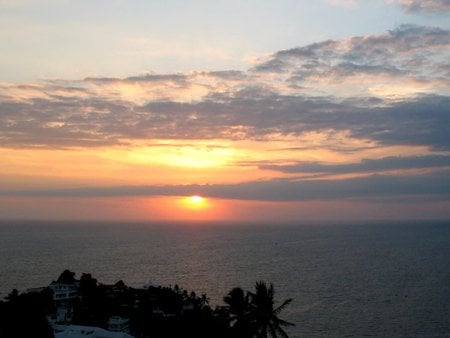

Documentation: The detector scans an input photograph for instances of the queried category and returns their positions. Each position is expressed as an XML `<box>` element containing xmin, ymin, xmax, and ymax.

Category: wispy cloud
<box><xmin>260</xmin><ymin>155</ymin><xmax>450</xmax><ymax>174</ymax></box>
<box><xmin>254</xmin><ymin>25</ymin><xmax>450</xmax><ymax>98</ymax></box>
<box><xmin>0</xmin><ymin>26</ymin><xmax>449</xmax><ymax>153</ymax></box>
<box><xmin>395</xmin><ymin>0</ymin><xmax>450</xmax><ymax>13</ymax></box>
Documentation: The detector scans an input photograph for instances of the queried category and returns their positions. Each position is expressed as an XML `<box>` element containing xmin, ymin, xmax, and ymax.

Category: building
<box><xmin>53</xmin><ymin>324</ymin><xmax>135</xmax><ymax>338</ymax></box>
<box><xmin>49</xmin><ymin>282</ymin><xmax>79</xmax><ymax>303</ymax></box>
<box><xmin>107</xmin><ymin>316</ymin><xmax>130</xmax><ymax>333</ymax></box>
<box><xmin>48</xmin><ymin>282</ymin><xmax>79</xmax><ymax>323</ymax></box>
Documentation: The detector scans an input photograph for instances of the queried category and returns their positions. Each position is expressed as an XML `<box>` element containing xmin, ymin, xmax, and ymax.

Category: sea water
<box><xmin>0</xmin><ymin>220</ymin><xmax>449</xmax><ymax>337</ymax></box>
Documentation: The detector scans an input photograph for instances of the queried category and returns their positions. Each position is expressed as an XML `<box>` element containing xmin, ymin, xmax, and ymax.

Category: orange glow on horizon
<box><xmin>180</xmin><ymin>195</ymin><xmax>208</xmax><ymax>210</ymax></box>
<box><xmin>168</xmin><ymin>195</ymin><xmax>226</xmax><ymax>221</ymax></box>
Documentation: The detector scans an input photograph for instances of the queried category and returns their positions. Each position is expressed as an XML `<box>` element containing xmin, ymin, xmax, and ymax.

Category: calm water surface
<box><xmin>0</xmin><ymin>220</ymin><xmax>449</xmax><ymax>337</ymax></box>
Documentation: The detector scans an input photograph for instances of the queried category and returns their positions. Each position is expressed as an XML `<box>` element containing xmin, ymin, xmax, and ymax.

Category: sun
<box><xmin>178</xmin><ymin>195</ymin><xmax>210</xmax><ymax>211</ymax></box>
<box><xmin>190</xmin><ymin>195</ymin><xmax>204</xmax><ymax>204</ymax></box>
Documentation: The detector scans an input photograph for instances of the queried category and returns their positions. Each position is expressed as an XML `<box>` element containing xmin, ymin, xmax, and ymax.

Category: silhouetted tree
<box><xmin>247</xmin><ymin>281</ymin><xmax>294</xmax><ymax>338</ymax></box>
<box><xmin>56</xmin><ymin>269</ymin><xmax>76</xmax><ymax>284</ymax></box>
<box><xmin>79</xmin><ymin>273</ymin><xmax>97</xmax><ymax>294</ymax></box>
<box><xmin>1</xmin><ymin>270</ymin><xmax>295</xmax><ymax>338</ymax></box>
<box><xmin>114</xmin><ymin>279</ymin><xmax>126</xmax><ymax>291</ymax></box>
<box><xmin>5</xmin><ymin>289</ymin><xmax>19</xmax><ymax>302</ymax></box>
<box><xmin>73</xmin><ymin>273</ymin><xmax>111</xmax><ymax>326</ymax></box>
<box><xmin>0</xmin><ymin>289</ymin><xmax>54</xmax><ymax>338</ymax></box>
<box><xmin>224</xmin><ymin>287</ymin><xmax>252</xmax><ymax>337</ymax></box>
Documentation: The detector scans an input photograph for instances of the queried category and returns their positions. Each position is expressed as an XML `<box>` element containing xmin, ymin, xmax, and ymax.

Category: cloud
<box><xmin>396</xmin><ymin>0</ymin><xmax>450</xmax><ymax>13</ymax></box>
<box><xmin>260</xmin><ymin>155</ymin><xmax>450</xmax><ymax>174</ymax></box>
<box><xmin>254</xmin><ymin>25</ymin><xmax>450</xmax><ymax>98</ymax></box>
<box><xmin>0</xmin><ymin>25</ymin><xmax>449</xmax><ymax>152</ymax></box>
<box><xmin>1</xmin><ymin>90</ymin><xmax>449</xmax><ymax>150</ymax></box>
<box><xmin>3</xmin><ymin>170</ymin><xmax>450</xmax><ymax>202</ymax></box>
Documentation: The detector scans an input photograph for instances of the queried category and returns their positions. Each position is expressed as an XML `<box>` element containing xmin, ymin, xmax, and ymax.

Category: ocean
<box><xmin>0</xmin><ymin>220</ymin><xmax>449</xmax><ymax>337</ymax></box>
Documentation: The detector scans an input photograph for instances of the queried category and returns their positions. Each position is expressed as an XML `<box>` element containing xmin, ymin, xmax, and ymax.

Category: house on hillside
<box><xmin>48</xmin><ymin>281</ymin><xmax>79</xmax><ymax>323</ymax></box>
<box><xmin>53</xmin><ymin>324</ymin><xmax>135</xmax><ymax>338</ymax></box>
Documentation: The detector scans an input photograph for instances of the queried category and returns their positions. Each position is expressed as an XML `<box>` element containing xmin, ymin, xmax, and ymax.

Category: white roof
<box><xmin>54</xmin><ymin>325</ymin><xmax>134</xmax><ymax>338</ymax></box>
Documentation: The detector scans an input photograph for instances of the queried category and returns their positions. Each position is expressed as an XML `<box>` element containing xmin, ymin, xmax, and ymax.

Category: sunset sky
<box><xmin>1</xmin><ymin>0</ymin><xmax>449</xmax><ymax>222</ymax></box>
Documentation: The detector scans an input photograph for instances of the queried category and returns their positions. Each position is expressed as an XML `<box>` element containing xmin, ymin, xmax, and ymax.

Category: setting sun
<box><xmin>190</xmin><ymin>195</ymin><xmax>204</xmax><ymax>204</ymax></box>
<box><xmin>177</xmin><ymin>195</ymin><xmax>211</xmax><ymax>213</ymax></box>
<box><xmin>171</xmin><ymin>195</ymin><xmax>222</xmax><ymax>220</ymax></box>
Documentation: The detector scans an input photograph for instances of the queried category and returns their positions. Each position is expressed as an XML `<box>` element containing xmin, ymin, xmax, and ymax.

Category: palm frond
<box><xmin>275</xmin><ymin>318</ymin><xmax>295</xmax><ymax>327</ymax></box>
<box><xmin>268</xmin><ymin>322</ymin><xmax>277</xmax><ymax>338</ymax></box>
<box><xmin>274</xmin><ymin>298</ymin><xmax>292</xmax><ymax>315</ymax></box>
<box><xmin>275</xmin><ymin>325</ymin><xmax>291</xmax><ymax>338</ymax></box>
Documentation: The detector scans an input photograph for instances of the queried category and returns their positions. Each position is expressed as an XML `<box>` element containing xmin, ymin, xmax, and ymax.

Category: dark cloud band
<box><xmin>3</xmin><ymin>170</ymin><xmax>450</xmax><ymax>201</ymax></box>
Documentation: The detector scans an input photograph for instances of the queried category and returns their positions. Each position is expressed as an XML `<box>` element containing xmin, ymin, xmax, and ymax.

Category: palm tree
<box><xmin>223</xmin><ymin>287</ymin><xmax>251</xmax><ymax>337</ymax></box>
<box><xmin>247</xmin><ymin>281</ymin><xmax>294</xmax><ymax>338</ymax></box>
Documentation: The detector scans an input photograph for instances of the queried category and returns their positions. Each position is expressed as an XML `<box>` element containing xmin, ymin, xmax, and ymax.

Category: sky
<box><xmin>0</xmin><ymin>0</ymin><xmax>449</xmax><ymax>222</ymax></box>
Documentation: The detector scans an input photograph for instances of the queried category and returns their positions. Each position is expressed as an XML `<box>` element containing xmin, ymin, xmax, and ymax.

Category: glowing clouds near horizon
<box><xmin>1</xmin><ymin>23</ymin><xmax>450</xmax><ymax>221</ymax></box>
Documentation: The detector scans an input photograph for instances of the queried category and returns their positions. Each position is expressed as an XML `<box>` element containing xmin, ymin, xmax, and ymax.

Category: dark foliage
<box><xmin>0</xmin><ymin>289</ymin><xmax>54</xmax><ymax>338</ymax></box>
<box><xmin>223</xmin><ymin>282</ymin><xmax>294</xmax><ymax>338</ymax></box>
<box><xmin>0</xmin><ymin>271</ymin><xmax>294</xmax><ymax>338</ymax></box>
<box><xmin>56</xmin><ymin>270</ymin><xmax>76</xmax><ymax>284</ymax></box>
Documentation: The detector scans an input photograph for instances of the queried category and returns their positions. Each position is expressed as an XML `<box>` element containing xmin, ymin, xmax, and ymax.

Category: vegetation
<box><xmin>0</xmin><ymin>270</ymin><xmax>294</xmax><ymax>338</ymax></box>
<box><xmin>224</xmin><ymin>282</ymin><xmax>294</xmax><ymax>338</ymax></box>
<box><xmin>0</xmin><ymin>288</ymin><xmax>55</xmax><ymax>338</ymax></box>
